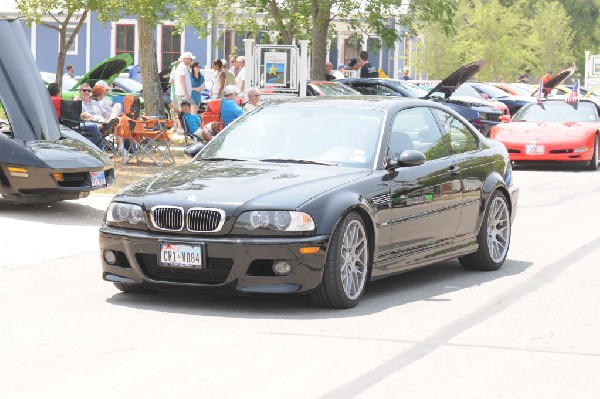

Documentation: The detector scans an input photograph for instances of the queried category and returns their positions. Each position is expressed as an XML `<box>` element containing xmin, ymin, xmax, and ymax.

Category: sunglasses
<box><xmin>79</xmin><ymin>89</ymin><xmax>92</xmax><ymax>93</ymax></box>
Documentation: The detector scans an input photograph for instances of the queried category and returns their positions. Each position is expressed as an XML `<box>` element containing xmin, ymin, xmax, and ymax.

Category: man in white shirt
<box><xmin>235</xmin><ymin>56</ymin><xmax>246</xmax><ymax>97</ymax></box>
<box><xmin>333</xmin><ymin>64</ymin><xmax>346</xmax><ymax>79</ymax></box>
<box><xmin>175</xmin><ymin>51</ymin><xmax>195</xmax><ymax>104</ymax></box>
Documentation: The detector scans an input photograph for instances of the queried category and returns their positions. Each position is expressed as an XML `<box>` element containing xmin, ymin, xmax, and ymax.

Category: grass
<box><xmin>96</xmin><ymin>136</ymin><xmax>191</xmax><ymax>194</ymax></box>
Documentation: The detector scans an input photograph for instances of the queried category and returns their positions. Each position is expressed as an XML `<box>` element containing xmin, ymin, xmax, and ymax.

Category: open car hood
<box><xmin>525</xmin><ymin>67</ymin><xmax>576</xmax><ymax>96</ymax></box>
<box><xmin>424</xmin><ymin>59</ymin><xmax>486</xmax><ymax>99</ymax></box>
<box><xmin>72</xmin><ymin>53</ymin><xmax>133</xmax><ymax>90</ymax></box>
<box><xmin>0</xmin><ymin>19</ymin><xmax>61</xmax><ymax>141</ymax></box>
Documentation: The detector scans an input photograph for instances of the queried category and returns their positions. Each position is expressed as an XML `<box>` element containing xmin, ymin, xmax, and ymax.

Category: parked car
<box><xmin>99</xmin><ymin>96</ymin><xmax>519</xmax><ymax>309</ymax></box>
<box><xmin>1</xmin><ymin>19</ymin><xmax>114</xmax><ymax>204</ymax></box>
<box><xmin>338</xmin><ymin>60</ymin><xmax>504</xmax><ymax>136</ymax></box>
<box><xmin>61</xmin><ymin>53</ymin><xmax>133</xmax><ymax>100</ymax></box>
<box><xmin>490</xmin><ymin>99</ymin><xmax>599</xmax><ymax>170</ymax></box>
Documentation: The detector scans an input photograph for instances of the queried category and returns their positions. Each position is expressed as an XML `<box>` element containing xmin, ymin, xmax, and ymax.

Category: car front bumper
<box><xmin>99</xmin><ymin>226</ymin><xmax>331</xmax><ymax>294</ymax></box>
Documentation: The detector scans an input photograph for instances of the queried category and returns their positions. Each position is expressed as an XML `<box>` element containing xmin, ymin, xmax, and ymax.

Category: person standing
<box><xmin>358</xmin><ymin>51</ymin><xmax>378</xmax><ymax>78</ymax></box>
<box><xmin>541</xmin><ymin>69</ymin><xmax>553</xmax><ymax>97</ymax></box>
<box><xmin>64</xmin><ymin>65</ymin><xmax>75</xmax><ymax>79</ymax></box>
<box><xmin>235</xmin><ymin>56</ymin><xmax>246</xmax><ymax>96</ymax></box>
<box><xmin>190</xmin><ymin>62</ymin><xmax>205</xmax><ymax>115</ymax></box>
<box><xmin>211</xmin><ymin>59</ymin><xmax>224</xmax><ymax>99</ymax></box>
<box><xmin>175</xmin><ymin>51</ymin><xmax>195</xmax><ymax>104</ymax></box>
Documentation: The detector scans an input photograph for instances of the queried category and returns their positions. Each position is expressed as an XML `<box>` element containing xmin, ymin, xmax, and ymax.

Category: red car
<box><xmin>490</xmin><ymin>99</ymin><xmax>599</xmax><ymax>170</ymax></box>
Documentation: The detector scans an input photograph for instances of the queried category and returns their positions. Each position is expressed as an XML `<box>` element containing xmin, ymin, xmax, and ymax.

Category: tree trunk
<box><xmin>137</xmin><ymin>15</ymin><xmax>164</xmax><ymax>117</ymax></box>
<box><xmin>310</xmin><ymin>1</ymin><xmax>331</xmax><ymax>80</ymax></box>
<box><xmin>54</xmin><ymin>10</ymin><xmax>87</xmax><ymax>91</ymax></box>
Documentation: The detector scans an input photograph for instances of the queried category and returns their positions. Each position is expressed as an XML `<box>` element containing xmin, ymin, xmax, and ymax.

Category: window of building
<box><xmin>64</xmin><ymin>26</ymin><xmax>79</xmax><ymax>55</ymax></box>
<box><xmin>116</xmin><ymin>24</ymin><xmax>135</xmax><ymax>58</ymax></box>
<box><xmin>161</xmin><ymin>25</ymin><xmax>181</xmax><ymax>70</ymax></box>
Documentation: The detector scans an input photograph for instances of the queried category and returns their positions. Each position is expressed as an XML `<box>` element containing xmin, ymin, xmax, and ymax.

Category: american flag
<box><xmin>565</xmin><ymin>79</ymin><xmax>580</xmax><ymax>105</ymax></box>
<box><xmin>536</xmin><ymin>78</ymin><xmax>543</xmax><ymax>104</ymax></box>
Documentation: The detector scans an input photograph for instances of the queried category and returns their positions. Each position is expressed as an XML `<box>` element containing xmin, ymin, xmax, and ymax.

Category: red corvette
<box><xmin>490</xmin><ymin>99</ymin><xmax>599</xmax><ymax>170</ymax></box>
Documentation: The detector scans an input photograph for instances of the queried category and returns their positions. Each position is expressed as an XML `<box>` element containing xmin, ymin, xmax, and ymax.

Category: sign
<box><xmin>263</xmin><ymin>52</ymin><xmax>287</xmax><ymax>87</ymax></box>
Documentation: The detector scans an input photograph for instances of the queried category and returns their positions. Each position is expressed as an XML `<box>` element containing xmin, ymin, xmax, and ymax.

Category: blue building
<box><xmin>0</xmin><ymin>1</ymin><xmax>412</xmax><ymax>79</ymax></box>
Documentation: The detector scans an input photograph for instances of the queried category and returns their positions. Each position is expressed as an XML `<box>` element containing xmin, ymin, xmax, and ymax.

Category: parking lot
<box><xmin>1</xmin><ymin>167</ymin><xmax>600</xmax><ymax>398</ymax></box>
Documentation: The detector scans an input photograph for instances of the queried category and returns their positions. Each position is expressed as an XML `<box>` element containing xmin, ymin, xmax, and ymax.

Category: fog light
<box><xmin>272</xmin><ymin>261</ymin><xmax>292</xmax><ymax>276</ymax></box>
<box><xmin>104</xmin><ymin>250</ymin><xmax>118</xmax><ymax>265</ymax></box>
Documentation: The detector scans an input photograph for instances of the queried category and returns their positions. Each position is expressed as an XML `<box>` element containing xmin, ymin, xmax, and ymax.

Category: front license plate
<box><xmin>90</xmin><ymin>171</ymin><xmax>106</xmax><ymax>187</ymax></box>
<box><xmin>525</xmin><ymin>144</ymin><xmax>545</xmax><ymax>155</ymax></box>
<box><xmin>159</xmin><ymin>243</ymin><xmax>203</xmax><ymax>268</ymax></box>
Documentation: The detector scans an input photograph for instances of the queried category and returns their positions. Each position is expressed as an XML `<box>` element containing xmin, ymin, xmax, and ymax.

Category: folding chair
<box><xmin>117</xmin><ymin>95</ymin><xmax>175</xmax><ymax>166</ymax></box>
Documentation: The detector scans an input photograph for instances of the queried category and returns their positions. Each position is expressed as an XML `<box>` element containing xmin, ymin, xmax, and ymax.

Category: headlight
<box><xmin>106</xmin><ymin>202</ymin><xmax>147</xmax><ymax>229</ymax></box>
<box><xmin>235</xmin><ymin>211</ymin><xmax>315</xmax><ymax>232</ymax></box>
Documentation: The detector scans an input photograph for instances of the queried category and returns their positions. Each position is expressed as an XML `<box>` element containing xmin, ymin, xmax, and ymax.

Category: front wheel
<box><xmin>586</xmin><ymin>135</ymin><xmax>598</xmax><ymax>171</ymax></box>
<box><xmin>459</xmin><ymin>191</ymin><xmax>511</xmax><ymax>271</ymax></box>
<box><xmin>113</xmin><ymin>282</ymin><xmax>153</xmax><ymax>293</ymax></box>
<box><xmin>311</xmin><ymin>212</ymin><xmax>370</xmax><ymax>309</ymax></box>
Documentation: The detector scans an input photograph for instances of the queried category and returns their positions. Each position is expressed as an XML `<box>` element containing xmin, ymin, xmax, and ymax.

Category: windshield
<box><xmin>199</xmin><ymin>104</ymin><xmax>383</xmax><ymax>168</ymax></box>
<box><xmin>387</xmin><ymin>79</ymin><xmax>428</xmax><ymax>97</ymax></box>
<box><xmin>472</xmin><ymin>83</ymin><xmax>510</xmax><ymax>98</ymax></box>
<box><xmin>452</xmin><ymin>84</ymin><xmax>484</xmax><ymax>99</ymax></box>
<box><xmin>309</xmin><ymin>82</ymin><xmax>360</xmax><ymax>96</ymax></box>
<box><xmin>513</xmin><ymin>101</ymin><xmax>599</xmax><ymax>122</ymax></box>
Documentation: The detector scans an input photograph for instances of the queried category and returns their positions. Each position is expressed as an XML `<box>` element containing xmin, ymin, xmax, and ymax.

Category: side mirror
<box><xmin>500</xmin><ymin>115</ymin><xmax>511</xmax><ymax>123</ymax></box>
<box><xmin>388</xmin><ymin>150</ymin><xmax>426</xmax><ymax>168</ymax></box>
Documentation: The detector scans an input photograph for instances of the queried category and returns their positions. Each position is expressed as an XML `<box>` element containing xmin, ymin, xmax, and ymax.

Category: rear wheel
<box><xmin>311</xmin><ymin>212</ymin><xmax>369</xmax><ymax>309</ymax></box>
<box><xmin>586</xmin><ymin>135</ymin><xmax>598</xmax><ymax>171</ymax></box>
<box><xmin>459</xmin><ymin>191</ymin><xmax>511</xmax><ymax>271</ymax></box>
<box><xmin>113</xmin><ymin>282</ymin><xmax>153</xmax><ymax>293</ymax></box>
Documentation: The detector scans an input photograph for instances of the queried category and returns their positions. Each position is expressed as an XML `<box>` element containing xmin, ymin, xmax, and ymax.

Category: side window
<box><xmin>389</xmin><ymin>107</ymin><xmax>448</xmax><ymax>161</ymax></box>
<box><xmin>433</xmin><ymin>109</ymin><xmax>478</xmax><ymax>154</ymax></box>
<box><xmin>375</xmin><ymin>84</ymin><xmax>397</xmax><ymax>96</ymax></box>
<box><xmin>354</xmin><ymin>84</ymin><xmax>378</xmax><ymax>96</ymax></box>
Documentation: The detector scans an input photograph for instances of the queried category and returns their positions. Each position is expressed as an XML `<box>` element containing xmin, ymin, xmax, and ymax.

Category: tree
<box><xmin>178</xmin><ymin>0</ymin><xmax>458</xmax><ymax>80</ymax></box>
<box><xmin>16</xmin><ymin>0</ymin><xmax>106</xmax><ymax>90</ymax></box>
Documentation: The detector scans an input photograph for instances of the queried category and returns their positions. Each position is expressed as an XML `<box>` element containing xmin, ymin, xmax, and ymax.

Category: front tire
<box><xmin>460</xmin><ymin>191</ymin><xmax>511</xmax><ymax>271</ymax></box>
<box><xmin>586</xmin><ymin>135</ymin><xmax>598</xmax><ymax>171</ymax></box>
<box><xmin>311</xmin><ymin>212</ymin><xmax>370</xmax><ymax>309</ymax></box>
<box><xmin>113</xmin><ymin>282</ymin><xmax>153</xmax><ymax>293</ymax></box>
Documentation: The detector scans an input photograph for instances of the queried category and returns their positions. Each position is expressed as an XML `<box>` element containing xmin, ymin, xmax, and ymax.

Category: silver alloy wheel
<box><xmin>487</xmin><ymin>196</ymin><xmax>510</xmax><ymax>263</ymax></box>
<box><xmin>340</xmin><ymin>219</ymin><xmax>368</xmax><ymax>300</ymax></box>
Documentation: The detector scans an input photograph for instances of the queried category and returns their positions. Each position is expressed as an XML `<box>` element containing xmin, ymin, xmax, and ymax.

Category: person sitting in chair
<box><xmin>179</xmin><ymin>100</ymin><xmax>213</xmax><ymax>143</ymax></box>
<box><xmin>221</xmin><ymin>85</ymin><xmax>244</xmax><ymax>127</ymax></box>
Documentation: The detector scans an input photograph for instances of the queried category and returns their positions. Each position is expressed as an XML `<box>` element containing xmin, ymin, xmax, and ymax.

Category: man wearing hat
<box><xmin>333</xmin><ymin>64</ymin><xmax>346</xmax><ymax>79</ymax></box>
<box><xmin>221</xmin><ymin>85</ymin><xmax>244</xmax><ymax>127</ymax></box>
<box><xmin>175</xmin><ymin>51</ymin><xmax>196</xmax><ymax>104</ymax></box>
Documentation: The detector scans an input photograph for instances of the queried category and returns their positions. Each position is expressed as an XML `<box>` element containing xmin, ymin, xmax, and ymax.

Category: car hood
<box><xmin>27</xmin><ymin>139</ymin><xmax>113</xmax><ymax>168</ymax></box>
<box><xmin>72</xmin><ymin>53</ymin><xmax>134</xmax><ymax>90</ymax></box>
<box><xmin>493</xmin><ymin>121</ymin><xmax>598</xmax><ymax>141</ymax></box>
<box><xmin>0</xmin><ymin>19</ymin><xmax>62</xmax><ymax>142</ymax></box>
<box><xmin>424</xmin><ymin>59</ymin><xmax>486</xmax><ymax>99</ymax></box>
<box><xmin>115</xmin><ymin>160</ymin><xmax>373</xmax><ymax>211</ymax></box>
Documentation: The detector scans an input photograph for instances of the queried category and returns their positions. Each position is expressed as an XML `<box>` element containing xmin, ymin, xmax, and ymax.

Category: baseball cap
<box><xmin>222</xmin><ymin>85</ymin><xmax>237</xmax><ymax>96</ymax></box>
<box><xmin>92</xmin><ymin>85</ymin><xmax>106</xmax><ymax>96</ymax></box>
<box><xmin>348</xmin><ymin>58</ymin><xmax>358</xmax><ymax>68</ymax></box>
<box><xmin>96</xmin><ymin>80</ymin><xmax>111</xmax><ymax>90</ymax></box>
<box><xmin>179</xmin><ymin>51</ymin><xmax>196</xmax><ymax>60</ymax></box>
<box><xmin>337</xmin><ymin>64</ymin><xmax>346</xmax><ymax>69</ymax></box>
<box><xmin>236</xmin><ymin>56</ymin><xmax>246</xmax><ymax>62</ymax></box>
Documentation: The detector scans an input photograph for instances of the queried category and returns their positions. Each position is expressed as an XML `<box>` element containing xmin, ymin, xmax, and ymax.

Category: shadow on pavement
<box><xmin>105</xmin><ymin>257</ymin><xmax>533</xmax><ymax>318</ymax></box>
<box><xmin>0</xmin><ymin>196</ymin><xmax>108</xmax><ymax>227</ymax></box>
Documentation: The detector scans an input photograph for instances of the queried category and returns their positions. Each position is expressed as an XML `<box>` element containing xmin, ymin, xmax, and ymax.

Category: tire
<box><xmin>586</xmin><ymin>135</ymin><xmax>598</xmax><ymax>171</ymax></box>
<box><xmin>459</xmin><ymin>191</ymin><xmax>511</xmax><ymax>271</ymax></box>
<box><xmin>311</xmin><ymin>212</ymin><xmax>370</xmax><ymax>309</ymax></box>
<box><xmin>113</xmin><ymin>282</ymin><xmax>152</xmax><ymax>293</ymax></box>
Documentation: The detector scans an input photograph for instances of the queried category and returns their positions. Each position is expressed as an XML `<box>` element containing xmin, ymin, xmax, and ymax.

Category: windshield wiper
<box><xmin>260</xmin><ymin>158</ymin><xmax>338</xmax><ymax>166</ymax></box>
